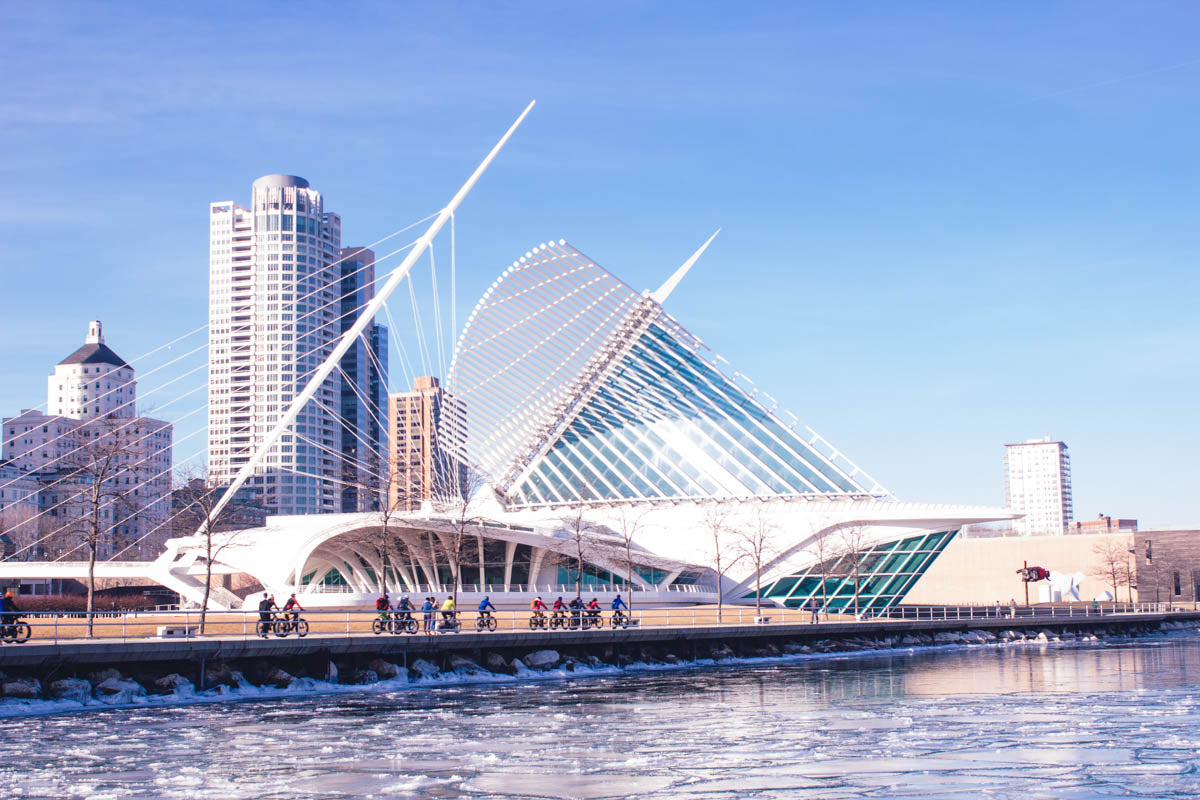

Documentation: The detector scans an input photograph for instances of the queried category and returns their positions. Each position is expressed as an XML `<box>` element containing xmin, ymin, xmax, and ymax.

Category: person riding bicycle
<box><xmin>586</xmin><ymin>597</ymin><xmax>602</xmax><ymax>622</ymax></box>
<box><xmin>2</xmin><ymin>590</ymin><xmax>19</xmax><ymax>629</ymax></box>
<box><xmin>440</xmin><ymin>595</ymin><xmax>457</xmax><ymax>626</ymax></box>
<box><xmin>611</xmin><ymin>594</ymin><xmax>627</xmax><ymax>611</ymax></box>
<box><xmin>569</xmin><ymin>596</ymin><xmax>585</xmax><ymax>624</ymax></box>
<box><xmin>257</xmin><ymin>593</ymin><xmax>278</xmax><ymax>637</ymax></box>
<box><xmin>375</xmin><ymin>593</ymin><xmax>391</xmax><ymax>621</ymax></box>
<box><xmin>551</xmin><ymin>596</ymin><xmax>568</xmax><ymax>623</ymax></box>
<box><xmin>394</xmin><ymin>595</ymin><xmax>414</xmax><ymax>622</ymax></box>
<box><xmin>282</xmin><ymin>593</ymin><xmax>304</xmax><ymax>622</ymax></box>
<box><xmin>478</xmin><ymin>596</ymin><xmax>496</xmax><ymax>618</ymax></box>
<box><xmin>530</xmin><ymin>596</ymin><xmax>548</xmax><ymax>619</ymax></box>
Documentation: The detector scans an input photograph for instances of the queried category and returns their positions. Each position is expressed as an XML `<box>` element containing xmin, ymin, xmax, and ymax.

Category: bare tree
<box><xmin>431</xmin><ymin>467</ymin><xmax>489</xmax><ymax>606</ymax></box>
<box><xmin>734</xmin><ymin>506</ymin><xmax>778</xmax><ymax>618</ymax></box>
<box><xmin>805</xmin><ymin>522</ymin><xmax>838</xmax><ymax>620</ymax></box>
<box><xmin>836</xmin><ymin>525</ymin><xmax>870</xmax><ymax>619</ymax></box>
<box><xmin>0</xmin><ymin>504</ymin><xmax>45</xmax><ymax>560</ymax></box>
<box><xmin>172</xmin><ymin>468</ymin><xmax>264</xmax><ymax>633</ymax></box>
<box><xmin>1089</xmin><ymin>536</ymin><xmax>1134</xmax><ymax>601</ymax></box>
<box><xmin>613</xmin><ymin>506</ymin><xmax>654</xmax><ymax>612</ymax></box>
<box><xmin>560</xmin><ymin>508</ymin><xmax>602</xmax><ymax>602</ymax></box>
<box><xmin>63</xmin><ymin>415</ymin><xmax>146</xmax><ymax>636</ymax></box>
<box><xmin>344</xmin><ymin>453</ymin><xmax>414</xmax><ymax>597</ymax></box>
<box><xmin>702</xmin><ymin>505</ymin><xmax>744</xmax><ymax>623</ymax></box>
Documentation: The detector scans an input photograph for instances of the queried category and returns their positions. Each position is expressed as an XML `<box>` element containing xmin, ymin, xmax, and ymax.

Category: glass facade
<box><xmin>508</xmin><ymin>321</ymin><xmax>876</xmax><ymax>506</ymax></box>
<box><xmin>751</xmin><ymin>530</ymin><xmax>958</xmax><ymax>615</ymax></box>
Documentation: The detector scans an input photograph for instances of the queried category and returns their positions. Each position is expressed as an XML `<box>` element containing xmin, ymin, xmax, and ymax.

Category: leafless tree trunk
<box><xmin>806</xmin><ymin>523</ymin><xmax>836</xmax><ymax>620</ymax></box>
<box><xmin>432</xmin><ymin>467</ymin><xmax>488</xmax><ymax>607</ymax></box>
<box><xmin>63</xmin><ymin>415</ymin><xmax>145</xmax><ymax>637</ymax></box>
<box><xmin>614</xmin><ymin>506</ymin><xmax>654</xmax><ymax>612</ymax></box>
<box><xmin>836</xmin><ymin>525</ymin><xmax>869</xmax><ymax>619</ymax></box>
<box><xmin>1089</xmin><ymin>536</ymin><xmax>1134</xmax><ymax>600</ymax></box>
<box><xmin>734</xmin><ymin>507</ymin><xmax>778</xmax><ymax>617</ymax></box>
<box><xmin>561</xmin><ymin>509</ymin><xmax>600</xmax><ymax>602</ymax></box>
<box><xmin>173</xmin><ymin>467</ymin><xmax>262</xmax><ymax>633</ymax></box>
<box><xmin>703</xmin><ymin>506</ymin><xmax>744</xmax><ymax>623</ymax></box>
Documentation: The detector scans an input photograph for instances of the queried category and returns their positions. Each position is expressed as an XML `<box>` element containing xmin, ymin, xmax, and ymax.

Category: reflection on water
<box><xmin>4</xmin><ymin>633</ymin><xmax>1200</xmax><ymax>798</ymax></box>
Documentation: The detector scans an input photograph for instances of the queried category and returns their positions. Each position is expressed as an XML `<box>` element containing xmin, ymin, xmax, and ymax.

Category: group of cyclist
<box><xmin>530</xmin><ymin>593</ymin><xmax>628</xmax><ymax>628</ymax></box>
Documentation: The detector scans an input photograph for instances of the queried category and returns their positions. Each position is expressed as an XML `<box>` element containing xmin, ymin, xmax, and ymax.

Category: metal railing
<box><xmin>299</xmin><ymin>583</ymin><xmax>718</xmax><ymax>596</ymax></box>
<box><xmin>0</xmin><ymin>601</ymin><xmax>1192</xmax><ymax>646</ymax></box>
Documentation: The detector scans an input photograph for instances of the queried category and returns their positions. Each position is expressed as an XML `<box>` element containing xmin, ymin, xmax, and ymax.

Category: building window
<box><xmin>1174</xmin><ymin>571</ymin><xmax>1182</xmax><ymax>597</ymax></box>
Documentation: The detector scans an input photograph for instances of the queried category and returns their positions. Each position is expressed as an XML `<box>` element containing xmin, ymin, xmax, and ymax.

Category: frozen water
<box><xmin>2</xmin><ymin>632</ymin><xmax>1200</xmax><ymax>797</ymax></box>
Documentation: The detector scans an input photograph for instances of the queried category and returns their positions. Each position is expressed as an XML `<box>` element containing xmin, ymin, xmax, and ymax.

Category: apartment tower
<box><xmin>208</xmin><ymin>175</ymin><xmax>385</xmax><ymax>515</ymax></box>
<box><xmin>387</xmin><ymin>376</ymin><xmax>466</xmax><ymax>511</ymax></box>
<box><xmin>1003</xmin><ymin>436</ymin><xmax>1073</xmax><ymax>536</ymax></box>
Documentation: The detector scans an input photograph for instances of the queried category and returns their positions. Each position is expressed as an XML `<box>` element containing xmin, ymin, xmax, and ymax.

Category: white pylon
<box><xmin>203</xmin><ymin>100</ymin><xmax>537</xmax><ymax>530</ymax></box>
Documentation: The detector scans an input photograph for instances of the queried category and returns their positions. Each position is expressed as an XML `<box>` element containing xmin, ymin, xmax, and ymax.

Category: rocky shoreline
<box><xmin>1</xmin><ymin>619</ymin><xmax>1193</xmax><ymax>710</ymax></box>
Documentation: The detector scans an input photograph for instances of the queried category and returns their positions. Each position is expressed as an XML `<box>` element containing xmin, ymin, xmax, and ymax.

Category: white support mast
<box><xmin>203</xmin><ymin>100</ymin><xmax>536</xmax><ymax>529</ymax></box>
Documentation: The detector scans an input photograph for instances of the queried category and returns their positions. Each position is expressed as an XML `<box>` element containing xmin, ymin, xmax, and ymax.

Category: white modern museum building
<box><xmin>0</xmin><ymin>239</ymin><xmax>1013</xmax><ymax>612</ymax></box>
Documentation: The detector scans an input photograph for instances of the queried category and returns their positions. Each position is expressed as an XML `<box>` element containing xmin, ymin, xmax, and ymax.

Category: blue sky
<box><xmin>1</xmin><ymin>2</ymin><xmax>1197</xmax><ymax>526</ymax></box>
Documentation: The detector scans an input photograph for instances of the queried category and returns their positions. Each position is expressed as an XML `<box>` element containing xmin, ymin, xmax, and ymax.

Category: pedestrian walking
<box><xmin>421</xmin><ymin>596</ymin><xmax>434</xmax><ymax>632</ymax></box>
<box><xmin>1009</xmin><ymin>598</ymin><xmax>1017</xmax><ymax>618</ymax></box>
<box><xmin>808</xmin><ymin>597</ymin><xmax>819</xmax><ymax>624</ymax></box>
<box><xmin>994</xmin><ymin>600</ymin><xmax>1001</xmax><ymax>617</ymax></box>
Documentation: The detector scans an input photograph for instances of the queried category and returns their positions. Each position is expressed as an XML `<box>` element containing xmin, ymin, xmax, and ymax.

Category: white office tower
<box><xmin>47</xmin><ymin>321</ymin><xmax>136</xmax><ymax>420</ymax></box>
<box><xmin>1004</xmin><ymin>436</ymin><xmax>1073</xmax><ymax>536</ymax></box>
<box><xmin>2</xmin><ymin>321</ymin><xmax>173</xmax><ymax>559</ymax></box>
<box><xmin>209</xmin><ymin>174</ymin><xmax>382</xmax><ymax>515</ymax></box>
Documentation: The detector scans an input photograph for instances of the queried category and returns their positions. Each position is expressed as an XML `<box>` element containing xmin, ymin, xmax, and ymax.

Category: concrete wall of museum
<box><xmin>903</xmin><ymin>533</ymin><xmax>1134</xmax><ymax>605</ymax></box>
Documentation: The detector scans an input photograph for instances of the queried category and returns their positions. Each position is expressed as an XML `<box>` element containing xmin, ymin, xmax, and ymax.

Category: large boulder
<box><xmin>262</xmin><ymin>668</ymin><xmax>295</xmax><ymax>689</ymax></box>
<box><xmin>93</xmin><ymin>677</ymin><xmax>145</xmax><ymax>705</ymax></box>
<box><xmin>486</xmin><ymin>652</ymin><xmax>515</xmax><ymax>674</ymax></box>
<box><xmin>87</xmin><ymin>668</ymin><xmax>122</xmax><ymax>685</ymax></box>
<box><xmin>782</xmin><ymin>642</ymin><xmax>812</xmax><ymax>655</ymax></box>
<box><xmin>410</xmin><ymin>658</ymin><xmax>440</xmax><ymax>679</ymax></box>
<box><xmin>366</xmin><ymin>659</ymin><xmax>401</xmax><ymax>680</ymax></box>
<box><xmin>523</xmin><ymin>650</ymin><xmax>561</xmax><ymax>670</ymax></box>
<box><xmin>449</xmin><ymin>655</ymin><xmax>484</xmax><ymax>675</ymax></box>
<box><xmin>934</xmin><ymin>631</ymin><xmax>962</xmax><ymax>644</ymax></box>
<box><xmin>346</xmin><ymin>669</ymin><xmax>378</xmax><ymax>685</ymax></box>
<box><xmin>203</xmin><ymin>662</ymin><xmax>235</xmax><ymax>689</ymax></box>
<box><xmin>48</xmin><ymin>678</ymin><xmax>91</xmax><ymax>704</ymax></box>
<box><xmin>152</xmin><ymin>674</ymin><xmax>195</xmax><ymax>696</ymax></box>
<box><xmin>2</xmin><ymin>678</ymin><xmax>41</xmax><ymax>699</ymax></box>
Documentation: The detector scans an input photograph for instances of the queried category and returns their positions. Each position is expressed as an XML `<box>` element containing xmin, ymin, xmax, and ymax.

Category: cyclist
<box><xmin>478</xmin><ymin>595</ymin><xmax>496</xmax><ymax>616</ymax></box>
<box><xmin>394</xmin><ymin>595</ymin><xmax>414</xmax><ymax>622</ymax></box>
<box><xmin>551</xmin><ymin>596</ymin><xmax>568</xmax><ymax>625</ymax></box>
<box><xmin>569</xmin><ymin>596</ymin><xmax>585</xmax><ymax>626</ymax></box>
<box><xmin>282</xmin><ymin>593</ymin><xmax>304</xmax><ymax>623</ymax></box>
<box><xmin>257</xmin><ymin>592</ymin><xmax>278</xmax><ymax>638</ymax></box>
<box><xmin>611</xmin><ymin>593</ymin><xmax>628</xmax><ymax>624</ymax></box>
<box><xmin>375</xmin><ymin>593</ymin><xmax>391</xmax><ymax>622</ymax></box>
<box><xmin>2</xmin><ymin>590</ymin><xmax>19</xmax><ymax>633</ymax></box>
<box><xmin>586</xmin><ymin>597</ymin><xmax>602</xmax><ymax>624</ymax></box>
<box><xmin>440</xmin><ymin>595</ymin><xmax>457</xmax><ymax>629</ymax></box>
<box><xmin>530</xmin><ymin>596</ymin><xmax>548</xmax><ymax>620</ymax></box>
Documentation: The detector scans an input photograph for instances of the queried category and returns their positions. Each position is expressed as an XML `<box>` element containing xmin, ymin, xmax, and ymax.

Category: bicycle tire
<box><xmin>274</xmin><ymin>620</ymin><xmax>290</xmax><ymax>638</ymax></box>
<box><xmin>403</xmin><ymin>618</ymin><xmax>418</xmax><ymax>634</ymax></box>
<box><xmin>11</xmin><ymin>622</ymin><xmax>28</xmax><ymax>644</ymax></box>
<box><xmin>295</xmin><ymin>619</ymin><xmax>309</xmax><ymax>638</ymax></box>
<box><xmin>486</xmin><ymin>617</ymin><xmax>497</xmax><ymax>631</ymax></box>
<box><xmin>372</xmin><ymin>618</ymin><xmax>385</xmax><ymax>635</ymax></box>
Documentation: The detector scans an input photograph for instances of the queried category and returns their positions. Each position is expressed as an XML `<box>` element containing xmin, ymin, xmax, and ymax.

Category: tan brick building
<box><xmin>386</xmin><ymin>377</ymin><xmax>466</xmax><ymax>511</ymax></box>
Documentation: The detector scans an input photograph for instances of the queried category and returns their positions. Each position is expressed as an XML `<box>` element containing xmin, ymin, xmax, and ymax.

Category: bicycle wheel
<box><xmin>403</xmin><ymin>618</ymin><xmax>418</xmax><ymax>634</ymax></box>
<box><xmin>372</xmin><ymin>618</ymin><xmax>385</xmax><ymax>635</ymax></box>
<box><xmin>475</xmin><ymin>617</ymin><xmax>486</xmax><ymax>632</ymax></box>
<box><xmin>295</xmin><ymin>619</ymin><xmax>309</xmax><ymax>638</ymax></box>
<box><xmin>486</xmin><ymin>616</ymin><xmax>497</xmax><ymax>631</ymax></box>
<box><xmin>13</xmin><ymin>622</ymin><xmax>29</xmax><ymax>644</ymax></box>
<box><xmin>274</xmin><ymin>620</ymin><xmax>290</xmax><ymax>638</ymax></box>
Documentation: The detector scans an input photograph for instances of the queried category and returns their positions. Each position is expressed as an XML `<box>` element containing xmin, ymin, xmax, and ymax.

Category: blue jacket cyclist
<box><xmin>478</xmin><ymin>596</ymin><xmax>496</xmax><ymax>613</ymax></box>
<box><xmin>611</xmin><ymin>594</ymin><xmax>627</xmax><ymax>610</ymax></box>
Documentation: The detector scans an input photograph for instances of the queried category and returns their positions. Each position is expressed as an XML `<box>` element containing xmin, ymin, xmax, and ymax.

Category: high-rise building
<box><xmin>387</xmin><ymin>376</ymin><xmax>466</xmax><ymax>511</ymax></box>
<box><xmin>1004</xmin><ymin>436</ymin><xmax>1073</xmax><ymax>536</ymax></box>
<box><xmin>1</xmin><ymin>321</ymin><xmax>173</xmax><ymax>558</ymax></box>
<box><xmin>337</xmin><ymin>246</ymin><xmax>388</xmax><ymax>512</ymax></box>
<box><xmin>209</xmin><ymin>175</ymin><xmax>385</xmax><ymax>515</ymax></box>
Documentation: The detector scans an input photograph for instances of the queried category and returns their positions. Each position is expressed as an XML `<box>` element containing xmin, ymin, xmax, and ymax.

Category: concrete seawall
<box><xmin>1</xmin><ymin>610</ymin><xmax>1194</xmax><ymax>673</ymax></box>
